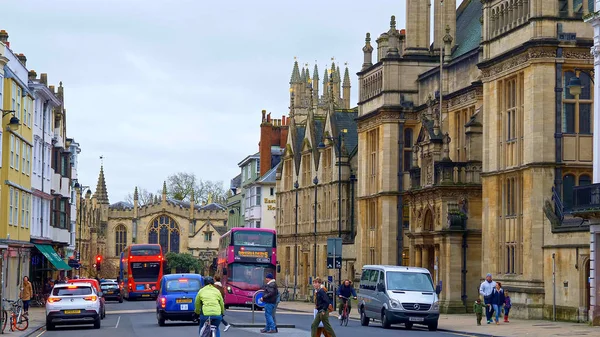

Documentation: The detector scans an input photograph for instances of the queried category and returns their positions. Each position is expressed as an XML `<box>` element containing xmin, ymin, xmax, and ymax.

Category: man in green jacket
<box><xmin>194</xmin><ymin>277</ymin><xmax>225</xmax><ymax>337</ymax></box>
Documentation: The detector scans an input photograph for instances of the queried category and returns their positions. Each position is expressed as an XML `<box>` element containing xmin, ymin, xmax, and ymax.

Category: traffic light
<box><xmin>96</xmin><ymin>255</ymin><xmax>102</xmax><ymax>271</ymax></box>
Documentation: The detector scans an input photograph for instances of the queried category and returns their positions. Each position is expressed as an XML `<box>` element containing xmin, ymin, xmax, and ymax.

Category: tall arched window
<box><xmin>423</xmin><ymin>209</ymin><xmax>434</xmax><ymax>232</ymax></box>
<box><xmin>562</xmin><ymin>174</ymin><xmax>576</xmax><ymax>209</ymax></box>
<box><xmin>115</xmin><ymin>224</ymin><xmax>127</xmax><ymax>257</ymax></box>
<box><xmin>148</xmin><ymin>215</ymin><xmax>180</xmax><ymax>253</ymax></box>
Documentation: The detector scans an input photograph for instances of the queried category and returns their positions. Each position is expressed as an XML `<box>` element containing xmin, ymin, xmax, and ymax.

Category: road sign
<box><xmin>253</xmin><ymin>290</ymin><xmax>266</xmax><ymax>308</ymax></box>
<box><xmin>327</xmin><ymin>238</ymin><xmax>342</xmax><ymax>270</ymax></box>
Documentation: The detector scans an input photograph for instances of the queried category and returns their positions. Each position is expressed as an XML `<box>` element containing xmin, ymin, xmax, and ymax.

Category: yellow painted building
<box><xmin>0</xmin><ymin>37</ymin><xmax>34</xmax><ymax>300</ymax></box>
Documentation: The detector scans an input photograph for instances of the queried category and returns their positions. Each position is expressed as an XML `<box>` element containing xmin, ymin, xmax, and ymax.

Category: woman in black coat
<box><xmin>491</xmin><ymin>282</ymin><xmax>505</xmax><ymax>324</ymax></box>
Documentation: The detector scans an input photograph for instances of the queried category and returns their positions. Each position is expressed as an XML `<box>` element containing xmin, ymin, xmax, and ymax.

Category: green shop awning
<box><xmin>34</xmin><ymin>244</ymin><xmax>72</xmax><ymax>271</ymax></box>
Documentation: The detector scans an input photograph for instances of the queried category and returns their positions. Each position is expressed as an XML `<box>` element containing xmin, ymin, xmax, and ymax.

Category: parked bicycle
<box><xmin>339</xmin><ymin>296</ymin><xmax>352</xmax><ymax>326</ymax></box>
<box><xmin>2</xmin><ymin>298</ymin><xmax>29</xmax><ymax>332</ymax></box>
<box><xmin>280</xmin><ymin>286</ymin><xmax>291</xmax><ymax>302</ymax></box>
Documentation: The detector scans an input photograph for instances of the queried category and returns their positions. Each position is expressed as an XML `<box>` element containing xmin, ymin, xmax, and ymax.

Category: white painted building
<box><xmin>67</xmin><ymin>139</ymin><xmax>81</xmax><ymax>252</ymax></box>
<box><xmin>30</xmin><ymin>72</ymin><xmax>61</xmax><ymax>244</ymax></box>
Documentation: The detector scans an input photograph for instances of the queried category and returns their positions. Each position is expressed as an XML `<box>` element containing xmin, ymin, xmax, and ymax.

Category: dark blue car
<box><xmin>155</xmin><ymin>274</ymin><xmax>204</xmax><ymax>326</ymax></box>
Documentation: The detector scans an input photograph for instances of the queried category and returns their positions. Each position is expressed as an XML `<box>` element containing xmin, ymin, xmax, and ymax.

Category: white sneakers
<box><xmin>338</xmin><ymin>315</ymin><xmax>342</xmax><ymax>320</ymax></box>
<box><xmin>224</xmin><ymin>324</ymin><xmax>231</xmax><ymax>332</ymax></box>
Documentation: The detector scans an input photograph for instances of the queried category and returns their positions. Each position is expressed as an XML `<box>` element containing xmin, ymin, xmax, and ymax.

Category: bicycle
<box><xmin>200</xmin><ymin>316</ymin><xmax>218</xmax><ymax>337</ymax></box>
<box><xmin>281</xmin><ymin>286</ymin><xmax>290</xmax><ymax>302</ymax></box>
<box><xmin>2</xmin><ymin>299</ymin><xmax>29</xmax><ymax>332</ymax></box>
<box><xmin>339</xmin><ymin>296</ymin><xmax>354</xmax><ymax>326</ymax></box>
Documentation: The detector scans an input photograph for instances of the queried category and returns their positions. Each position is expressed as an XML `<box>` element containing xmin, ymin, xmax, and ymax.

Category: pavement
<box><xmin>276</xmin><ymin>300</ymin><xmax>600</xmax><ymax>337</ymax></box>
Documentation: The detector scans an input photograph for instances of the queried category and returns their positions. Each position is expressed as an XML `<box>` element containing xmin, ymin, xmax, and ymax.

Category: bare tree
<box><xmin>124</xmin><ymin>187</ymin><xmax>156</xmax><ymax>206</ymax></box>
<box><xmin>164</xmin><ymin>172</ymin><xmax>227</xmax><ymax>204</ymax></box>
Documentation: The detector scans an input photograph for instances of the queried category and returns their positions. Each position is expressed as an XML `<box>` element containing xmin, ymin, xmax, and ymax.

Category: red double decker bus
<box><xmin>120</xmin><ymin>244</ymin><xmax>164</xmax><ymax>300</ymax></box>
<box><xmin>216</xmin><ymin>228</ymin><xmax>279</xmax><ymax>308</ymax></box>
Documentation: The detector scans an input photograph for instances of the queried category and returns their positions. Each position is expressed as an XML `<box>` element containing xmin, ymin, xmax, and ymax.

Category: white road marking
<box><xmin>115</xmin><ymin>315</ymin><xmax>121</xmax><ymax>328</ymax></box>
<box><xmin>108</xmin><ymin>309</ymin><xmax>155</xmax><ymax>314</ymax></box>
<box><xmin>227</xmin><ymin>308</ymin><xmax>313</xmax><ymax>316</ymax></box>
<box><xmin>35</xmin><ymin>330</ymin><xmax>46</xmax><ymax>337</ymax></box>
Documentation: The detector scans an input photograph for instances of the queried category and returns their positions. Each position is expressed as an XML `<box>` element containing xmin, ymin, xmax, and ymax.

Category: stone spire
<box><xmin>133</xmin><ymin>186</ymin><xmax>139</xmax><ymax>201</ymax></box>
<box><xmin>386</xmin><ymin>15</ymin><xmax>401</xmax><ymax>58</ymax></box>
<box><xmin>342</xmin><ymin>65</ymin><xmax>351</xmax><ymax>109</ymax></box>
<box><xmin>343</xmin><ymin>67</ymin><xmax>350</xmax><ymax>87</ymax></box>
<box><xmin>161</xmin><ymin>181</ymin><xmax>167</xmax><ymax>203</ymax></box>
<box><xmin>301</xmin><ymin>67</ymin><xmax>306</xmax><ymax>82</ymax></box>
<box><xmin>290</xmin><ymin>60</ymin><xmax>301</xmax><ymax>84</ymax></box>
<box><xmin>305</xmin><ymin>66</ymin><xmax>311</xmax><ymax>84</ymax></box>
<box><xmin>94</xmin><ymin>165</ymin><xmax>109</xmax><ymax>204</ymax></box>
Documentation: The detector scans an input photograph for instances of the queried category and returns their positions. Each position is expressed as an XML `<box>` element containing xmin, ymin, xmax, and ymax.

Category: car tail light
<box><xmin>47</xmin><ymin>297</ymin><xmax>61</xmax><ymax>303</ymax></box>
<box><xmin>84</xmin><ymin>295</ymin><xmax>98</xmax><ymax>301</ymax></box>
<box><xmin>160</xmin><ymin>297</ymin><xmax>166</xmax><ymax>308</ymax></box>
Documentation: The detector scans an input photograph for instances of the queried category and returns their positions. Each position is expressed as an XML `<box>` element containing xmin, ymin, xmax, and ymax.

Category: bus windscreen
<box><xmin>131</xmin><ymin>262</ymin><xmax>160</xmax><ymax>282</ymax></box>
<box><xmin>232</xmin><ymin>231</ymin><xmax>275</xmax><ymax>248</ymax></box>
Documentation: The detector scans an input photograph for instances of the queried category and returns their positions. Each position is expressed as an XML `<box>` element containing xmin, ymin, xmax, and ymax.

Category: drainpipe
<box><xmin>350</xmin><ymin>172</ymin><xmax>356</xmax><ymax>239</ymax></box>
<box><xmin>41</xmin><ymin>100</ymin><xmax>48</xmax><ymax>238</ymax></box>
<box><xmin>397</xmin><ymin>123</ymin><xmax>405</xmax><ymax>265</ymax></box>
<box><xmin>552</xmin><ymin>252</ymin><xmax>556</xmax><ymax>321</ymax></box>
<box><xmin>461</xmin><ymin>218</ymin><xmax>468</xmax><ymax>308</ymax></box>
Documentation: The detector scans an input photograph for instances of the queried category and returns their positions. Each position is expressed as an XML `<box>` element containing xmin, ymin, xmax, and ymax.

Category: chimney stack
<box><xmin>262</xmin><ymin>109</ymin><xmax>266</xmax><ymax>122</ymax></box>
<box><xmin>28</xmin><ymin>70</ymin><xmax>37</xmax><ymax>81</ymax></box>
<box><xmin>17</xmin><ymin>53</ymin><xmax>26</xmax><ymax>67</ymax></box>
<box><xmin>0</xmin><ymin>30</ymin><xmax>8</xmax><ymax>47</ymax></box>
<box><xmin>49</xmin><ymin>85</ymin><xmax>55</xmax><ymax>93</ymax></box>
<box><xmin>40</xmin><ymin>73</ymin><xmax>48</xmax><ymax>85</ymax></box>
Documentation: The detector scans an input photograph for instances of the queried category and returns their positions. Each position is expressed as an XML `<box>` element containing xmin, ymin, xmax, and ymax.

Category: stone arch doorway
<box><xmin>147</xmin><ymin>215</ymin><xmax>180</xmax><ymax>254</ymax></box>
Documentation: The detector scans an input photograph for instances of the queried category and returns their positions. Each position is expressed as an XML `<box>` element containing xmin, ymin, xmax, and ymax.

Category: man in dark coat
<box><xmin>260</xmin><ymin>273</ymin><xmax>278</xmax><ymax>333</ymax></box>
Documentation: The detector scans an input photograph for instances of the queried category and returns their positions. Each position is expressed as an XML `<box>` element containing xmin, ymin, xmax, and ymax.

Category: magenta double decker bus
<box><xmin>217</xmin><ymin>228</ymin><xmax>279</xmax><ymax>308</ymax></box>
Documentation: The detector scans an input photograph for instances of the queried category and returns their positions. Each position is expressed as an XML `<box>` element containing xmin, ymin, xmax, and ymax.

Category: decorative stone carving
<box><xmin>357</xmin><ymin>110</ymin><xmax>419</xmax><ymax>132</ymax></box>
<box><xmin>446</xmin><ymin>87</ymin><xmax>483</xmax><ymax>110</ymax></box>
<box><xmin>480</xmin><ymin>48</ymin><xmax>557</xmax><ymax>79</ymax></box>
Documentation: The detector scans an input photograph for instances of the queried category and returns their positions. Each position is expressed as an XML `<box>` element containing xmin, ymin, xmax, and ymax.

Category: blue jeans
<box><xmin>199</xmin><ymin>315</ymin><xmax>222</xmax><ymax>337</ymax></box>
<box><xmin>492</xmin><ymin>304</ymin><xmax>501</xmax><ymax>322</ymax></box>
<box><xmin>264</xmin><ymin>303</ymin><xmax>276</xmax><ymax>331</ymax></box>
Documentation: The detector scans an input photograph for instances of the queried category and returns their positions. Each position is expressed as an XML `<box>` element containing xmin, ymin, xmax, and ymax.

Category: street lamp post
<box><xmin>313</xmin><ymin>176</ymin><xmax>318</xmax><ymax>279</ymax></box>
<box><xmin>293</xmin><ymin>180</ymin><xmax>299</xmax><ymax>300</ymax></box>
<box><xmin>74</xmin><ymin>182</ymin><xmax>89</xmax><ymax>276</ymax></box>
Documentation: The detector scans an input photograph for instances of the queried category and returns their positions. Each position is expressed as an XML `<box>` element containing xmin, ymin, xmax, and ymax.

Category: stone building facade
<box><xmin>354</xmin><ymin>0</ymin><xmax>595</xmax><ymax>320</ymax></box>
<box><xmin>276</xmin><ymin>60</ymin><xmax>358</xmax><ymax>298</ymax></box>
<box><xmin>77</xmin><ymin>167</ymin><xmax>228</xmax><ymax>278</ymax></box>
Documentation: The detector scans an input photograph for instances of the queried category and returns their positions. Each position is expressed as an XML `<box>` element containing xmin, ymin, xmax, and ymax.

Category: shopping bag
<box><xmin>314</xmin><ymin>309</ymin><xmax>324</xmax><ymax>327</ymax></box>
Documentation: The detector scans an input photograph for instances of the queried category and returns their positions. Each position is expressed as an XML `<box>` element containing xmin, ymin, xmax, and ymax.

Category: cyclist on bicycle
<box><xmin>336</xmin><ymin>279</ymin><xmax>357</xmax><ymax>320</ymax></box>
<box><xmin>193</xmin><ymin>277</ymin><xmax>225</xmax><ymax>337</ymax></box>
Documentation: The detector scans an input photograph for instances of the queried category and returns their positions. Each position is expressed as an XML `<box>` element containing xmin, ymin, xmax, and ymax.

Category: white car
<box><xmin>45</xmin><ymin>282</ymin><xmax>101</xmax><ymax>330</ymax></box>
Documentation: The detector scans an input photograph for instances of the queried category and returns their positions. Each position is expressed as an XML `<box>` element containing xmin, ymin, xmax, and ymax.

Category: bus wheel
<box><xmin>224</xmin><ymin>305</ymin><xmax>229</xmax><ymax>309</ymax></box>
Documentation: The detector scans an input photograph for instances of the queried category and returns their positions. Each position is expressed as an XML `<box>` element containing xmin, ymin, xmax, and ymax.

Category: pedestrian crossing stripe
<box><xmin>107</xmin><ymin>308</ymin><xmax>314</xmax><ymax>315</ymax></box>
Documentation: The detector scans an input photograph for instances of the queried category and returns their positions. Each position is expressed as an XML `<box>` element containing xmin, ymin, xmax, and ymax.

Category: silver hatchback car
<box><xmin>45</xmin><ymin>282</ymin><xmax>101</xmax><ymax>330</ymax></box>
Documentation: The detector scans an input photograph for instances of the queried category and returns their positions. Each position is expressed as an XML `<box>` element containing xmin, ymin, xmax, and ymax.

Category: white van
<box><xmin>357</xmin><ymin>265</ymin><xmax>441</xmax><ymax>331</ymax></box>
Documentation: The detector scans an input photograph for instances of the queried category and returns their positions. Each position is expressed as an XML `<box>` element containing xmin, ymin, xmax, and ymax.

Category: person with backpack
<box><xmin>213</xmin><ymin>276</ymin><xmax>231</xmax><ymax>332</ymax></box>
<box><xmin>311</xmin><ymin>278</ymin><xmax>336</xmax><ymax>337</ymax></box>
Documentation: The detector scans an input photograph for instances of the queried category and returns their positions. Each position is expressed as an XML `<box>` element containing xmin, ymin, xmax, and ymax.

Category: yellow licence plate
<box><xmin>142</xmin><ymin>294</ymin><xmax>150</xmax><ymax>297</ymax></box>
<box><xmin>176</xmin><ymin>298</ymin><xmax>192</xmax><ymax>303</ymax></box>
<box><xmin>64</xmin><ymin>310</ymin><xmax>81</xmax><ymax>314</ymax></box>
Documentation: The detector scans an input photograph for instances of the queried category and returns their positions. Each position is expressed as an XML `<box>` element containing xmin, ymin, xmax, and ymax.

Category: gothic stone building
<box><xmin>355</xmin><ymin>0</ymin><xmax>595</xmax><ymax>321</ymax></box>
<box><xmin>81</xmin><ymin>167</ymin><xmax>228</xmax><ymax>277</ymax></box>
<box><xmin>276</xmin><ymin>60</ymin><xmax>359</xmax><ymax>298</ymax></box>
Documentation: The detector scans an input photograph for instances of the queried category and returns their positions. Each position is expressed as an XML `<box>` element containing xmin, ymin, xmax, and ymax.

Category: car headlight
<box><xmin>431</xmin><ymin>301</ymin><xmax>439</xmax><ymax>311</ymax></box>
<box><xmin>390</xmin><ymin>299</ymin><xmax>401</xmax><ymax>309</ymax></box>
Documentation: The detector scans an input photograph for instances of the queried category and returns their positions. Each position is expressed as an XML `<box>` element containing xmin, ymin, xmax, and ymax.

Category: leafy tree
<box><xmin>164</xmin><ymin>172</ymin><xmax>227</xmax><ymax>204</ymax></box>
<box><xmin>165</xmin><ymin>252</ymin><xmax>203</xmax><ymax>274</ymax></box>
<box><xmin>124</xmin><ymin>187</ymin><xmax>156</xmax><ymax>206</ymax></box>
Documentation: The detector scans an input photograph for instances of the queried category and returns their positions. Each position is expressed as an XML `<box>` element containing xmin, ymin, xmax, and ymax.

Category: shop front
<box><xmin>30</xmin><ymin>244</ymin><xmax>71</xmax><ymax>290</ymax></box>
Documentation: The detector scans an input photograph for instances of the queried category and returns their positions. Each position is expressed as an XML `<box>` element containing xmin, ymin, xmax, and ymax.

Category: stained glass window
<box><xmin>147</xmin><ymin>215</ymin><xmax>180</xmax><ymax>253</ymax></box>
<box><xmin>115</xmin><ymin>224</ymin><xmax>127</xmax><ymax>256</ymax></box>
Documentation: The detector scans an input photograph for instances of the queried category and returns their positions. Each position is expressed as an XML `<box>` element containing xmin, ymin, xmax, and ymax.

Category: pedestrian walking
<box><xmin>315</xmin><ymin>283</ymin><xmax>332</xmax><ymax>337</ymax></box>
<box><xmin>504</xmin><ymin>291</ymin><xmax>512</xmax><ymax>322</ymax></box>
<box><xmin>491</xmin><ymin>282</ymin><xmax>505</xmax><ymax>325</ymax></box>
<box><xmin>479</xmin><ymin>273</ymin><xmax>497</xmax><ymax>324</ymax></box>
<box><xmin>213</xmin><ymin>276</ymin><xmax>231</xmax><ymax>332</ymax></box>
<box><xmin>473</xmin><ymin>298</ymin><xmax>484</xmax><ymax>325</ymax></box>
<box><xmin>20</xmin><ymin>276</ymin><xmax>33</xmax><ymax>315</ymax></box>
<box><xmin>311</xmin><ymin>278</ymin><xmax>336</xmax><ymax>337</ymax></box>
<box><xmin>193</xmin><ymin>276</ymin><xmax>224</xmax><ymax>337</ymax></box>
<box><xmin>260</xmin><ymin>273</ymin><xmax>278</xmax><ymax>333</ymax></box>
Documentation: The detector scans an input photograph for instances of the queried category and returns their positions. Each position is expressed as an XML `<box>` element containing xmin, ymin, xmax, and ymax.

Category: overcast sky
<box><xmin>1</xmin><ymin>0</ymin><xmax>461</xmax><ymax>202</ymax></box>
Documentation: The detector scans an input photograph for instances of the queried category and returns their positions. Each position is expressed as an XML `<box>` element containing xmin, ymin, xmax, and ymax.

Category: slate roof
<box><xmin>294</xmin><ymin>126</ymin><xmax>306</xmax><ymax>173</ymax></box>
<box><xmin>313</xmin><ymin>118</ymin><xmax>325</xmax><ymax>147</ymax></box>
<box><xmin>258</xmin><ymin>162</ymin><xmax>280</xmax><ymax>184</ymax></box>
<box><xmin>452</xmin><ymin>0</ymin><xmax>482</xmax><ymax>59</ymax></box>
<box><xmin>109</xmin><ymin>201</ymin><xmax>133</xmax><ymax>210</ymax></box>
<box><xmin>332</xmin><ymin>111</ymin><xmax>358</xmax><ymax>156</ymax></box>
<box><xmin>417</xmin><ymin>118</ymin><xmax>444</xmax><ymax>142</ymax></box>
<box><xmin>230</xmin><ymin>174</ymin><xmax>242</xmax><ymax>189</ymax></box>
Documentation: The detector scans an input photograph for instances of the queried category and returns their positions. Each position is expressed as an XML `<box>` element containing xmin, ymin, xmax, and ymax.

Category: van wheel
<box><xmin>381</xmin><ymin>310</ymin><xmax>391</xmax><ymax>329</ymax></box>
<box><xmin>360</xmin><ymin>309</ymin><xmax>369</xmax><ymax>326</ymax></box>
<box><xmin>428</xmin><ymin>322</ymin><xmax>438</xmax><ymax>331</ymax></box>
<box><xmin>405</xmin><ymin>322</ymin><xmax>413</xmax><ymax>329</ymax></box>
